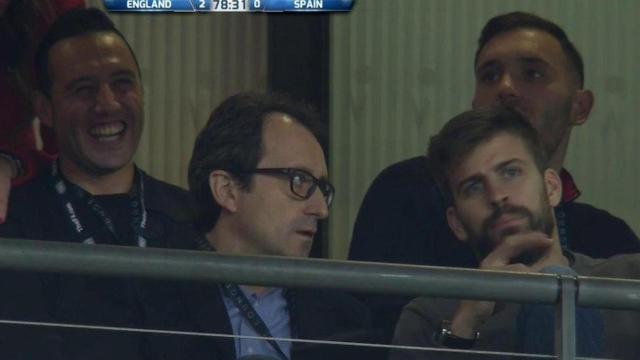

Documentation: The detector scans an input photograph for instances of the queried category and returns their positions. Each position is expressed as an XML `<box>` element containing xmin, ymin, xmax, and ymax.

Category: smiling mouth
<box><xmin>296</xmin><ymin>230</ymin><xmax>316</xmax><ymax>238</ymax></box>
<box><xmin>89</xmin><ymin>122</ymin><xmax>126</xmax><ymax>141</ymax></box>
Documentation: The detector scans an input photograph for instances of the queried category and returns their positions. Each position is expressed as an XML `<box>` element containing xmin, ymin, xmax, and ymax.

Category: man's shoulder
<box><xmin>358</xmin><ymin>155</ymin><xmax>440</xmax><ymax>214</ymax></box>
<box><xmin>574</xmin><ymin>252</ymin><xmax>640</xmax><ymax>279</ymax></box>
<box><xmin>564</xmin><ymin>201</ymin><xmax>640</xmax><ymax>256</ymax></box>
<box><xmin>371</xmin><ymin>156</ymin><xmax>433</xmax><ymax>189</ymax></box>
<box><xmin>1</xmin><ymin>173</ymin><xmax>55</xmax><ymax>237</ymax></box>
<box><xmin>141</xmin><ymin>172</ymin><xmax>196</xmax><ymax>224</ymax></box>
<box><xmin>9</xmin><ymin>171</ymin><xmax>52</xmax><ymax>205</ymax></box>
<box><xmin>568</xmin><ymin>201</ymin><xmax>632</xmax><ymax>226</ymax></box>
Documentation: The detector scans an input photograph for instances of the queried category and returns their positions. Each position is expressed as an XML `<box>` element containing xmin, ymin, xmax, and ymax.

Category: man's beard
<box><xmin>535</xmin><ymin>100</ymin><xmax>573</xmax><ymax>160</ymax></box>
<box><xmin>503</xmin><ymin>100</ymin><xmax>573</xmax><ymax>162</ymax></box>
<box><xmin>465</xmin><ymin>199</ymin><xmax>555</xmax><ymax>260</ymax></box>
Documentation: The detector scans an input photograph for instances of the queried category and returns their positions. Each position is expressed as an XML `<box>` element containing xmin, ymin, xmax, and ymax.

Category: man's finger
<box><xmin>482</xmin><ymin>232</ymin><xmax>552</xmax><ymax>269</ymax></box>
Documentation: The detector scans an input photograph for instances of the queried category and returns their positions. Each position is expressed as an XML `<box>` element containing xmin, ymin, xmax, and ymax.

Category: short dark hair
<box><xmin>35</xmin><ymin>8</ymin><xmax>141</xmax><ymax>97</ymax></box>
<box><xmin>427</xmin><ymin>107</ymin><xmax>547</xmax><ymax>201</ymax></box>
<box><xmin>474</xmin><ymin>11</ymin><xmax>585</xmax><ymax>88</ymax></box>
<box><xmin>188</xmin><ymin>92</ymin><xmax>326</xmax><ymax>233</ymax></box>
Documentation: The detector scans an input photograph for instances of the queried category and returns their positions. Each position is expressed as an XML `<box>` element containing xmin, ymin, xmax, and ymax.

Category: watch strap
<box><xmin>433</xmin><ymin>320</ymin><xmax>479</xmax><ymax>349</ymax></box>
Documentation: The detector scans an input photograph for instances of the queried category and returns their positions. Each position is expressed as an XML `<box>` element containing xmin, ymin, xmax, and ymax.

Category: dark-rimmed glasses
<box><xmin>236</xmin><ymin>167</ymin><xmax>334</xmax><ymax>207</ymax></box>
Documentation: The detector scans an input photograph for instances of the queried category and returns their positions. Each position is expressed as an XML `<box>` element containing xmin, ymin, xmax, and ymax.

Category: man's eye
<box><xmin>113</xmin><ymin>77</ymin><xmax>135</xmax><ymax>91</ymax></box>
<box><xmin>524</xmin><ymin>68</ymin><xmax>544</xmax><ymax>81</ymax></box>
<box><xmin>291</xmin><ymin>172</ymin><xmax>311</xmax><ymax>188</ymax></box>
<box><xmin>502</xmin><ymin>166</ymin><xmax>522</xmax><ymax>179</ymax></box>
<box><xmin>462</xmin><ymin>182</ymin><xmax>483</xmax><ymax>197</ymax></box>
<box><xmin>478</xmin><ymin>69</ymin><xmax>500</xmax><ymax>84</ymax></box>
<box><xmin>73</xmin><ymin>85</ymin><xmax>95</xmax><ymax>97</ymax></box>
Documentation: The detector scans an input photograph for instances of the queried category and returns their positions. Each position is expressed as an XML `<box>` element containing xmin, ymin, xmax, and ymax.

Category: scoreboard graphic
<box><xmin>103</xmin><ymin>0</ymin><xmax>354</xmax><ymax>12</ymax></box>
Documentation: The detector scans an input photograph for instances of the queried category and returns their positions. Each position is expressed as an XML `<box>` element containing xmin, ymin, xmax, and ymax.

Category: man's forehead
<box><xmin>260</xmin><ymin>112</ymin><xmax>327</xmax><ymax>177</ymax></box>
<box><xmin>48</xmin><ymin>32</ymin><xmax>138</xmax><ymax>78</ymax></box>
<box><xmin>476</xmin><ymin>28</ymin><xmax>568</xmax><ymax>70</ymax></box>
<box><xmin>449</xmin><ymin>133</ymin><xmax>531</xmax><ymax>181</ymax></box>
<box><xmin>51</xmin><ymin>32</ymin><xmax>128</xmax><ymax>57</ymax></box>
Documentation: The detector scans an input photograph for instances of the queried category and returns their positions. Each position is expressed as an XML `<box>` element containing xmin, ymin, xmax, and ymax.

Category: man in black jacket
<box><xmin>150</xmin><ymin>92</ymin><xmax>375</xmax><ymax>360</ymax></box>
<box><xmin>349</xmin><ymin>11</ymin><xmax>640</xmax><ymax>342</ymax></box>
<box><xmin>0</xmin><ymin>8</ymin><xmax>200</xmax><ymax>359</ymax></box>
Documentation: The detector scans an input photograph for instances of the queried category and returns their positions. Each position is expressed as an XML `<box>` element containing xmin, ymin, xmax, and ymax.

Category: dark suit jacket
<box><xmin>144</xmin><ymin>282</ymin><xmax>377</xmax><ymax>360</ymax></box>
<box><xmin>141</xmin><ymin>235</ymin><xmax>379</xmax><ymax>360</ymax></box>
<box><xmin>0</xmin><ymin>169</ymin><xmax>200</xmax><ymax>360</ymax></box>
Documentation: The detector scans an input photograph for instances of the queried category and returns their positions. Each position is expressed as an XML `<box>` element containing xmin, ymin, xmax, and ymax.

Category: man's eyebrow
<box><xmin>475</xmin><ymin>59</ymin><xmax>500</xmax><ymax>74</ymax></box>
<box><xmin>111</xmin><ymin>69</ymin><xmax>138</xmax><ymax>78</ymax></box>
<box><xmin>453</xmin><ymin>158</ymin><xmax>525</xmax><ymax>193</ymax></box>
<box><xmin>65</xmin><ymin>76</ymin><xmax>94</xmax><ymax>91</ymax></box>
<box><xmin>517</xmin><ymin>57</ymin><xmax>550</xmax><ymax>67</ymax></box>
<box><xmin>475</xmin><ymin>56</ymin><xmax>549</xmax><ymax>73</ymax></box>
<box><xmin>493</xmin><ymin>158</ymin><xmax>526</xmax><ymax>172</ymax></box>
<box><xmin>292</xmin><ymin>166</ymin><xmax>329</xmax><ymax>181</ymax></box>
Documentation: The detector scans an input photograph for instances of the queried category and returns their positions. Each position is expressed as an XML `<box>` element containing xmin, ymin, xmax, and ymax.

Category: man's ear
<box><xmin>543</xmin><ymin>168</ymin><xmax>562</xmax><ymax>207</ymax></box>
<box><xmin>446</xmin><ymin>206</ymin><xmax>469</xmax><ymax>242</ymax></box>
<box><xmin>570</xmin><ymin>89</ymin><xmax>594</xmax><ymax>126</ymax></box>
<box><xmin>208</xmin><ymin>170</ymin><xmax>240</xmax><ymax>213</ymax></box>
<box><xmin>34</xmin><ymin>92</ymin><xmax>53</xmax><ymax>127</ymax></box>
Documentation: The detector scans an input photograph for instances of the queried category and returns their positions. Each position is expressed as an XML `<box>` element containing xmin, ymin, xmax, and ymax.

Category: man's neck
<box><xmin>548</xmin><ymin>135</ymin><xmax>571</xmax><ymax>173</ymax></box>
<box><xmin>206</xmin><ymin>229</ymin><xmax>272</xmax><ymax>295</ymax></box>
<box><xmin>59</xmin><ymin>160</ymin><xmax>135</xmax><ymax>195</ymax></box>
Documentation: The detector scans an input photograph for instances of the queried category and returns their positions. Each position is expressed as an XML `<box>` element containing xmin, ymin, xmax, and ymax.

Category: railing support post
<box><xmin>555</xmin><ymin>276</ymin><xmax>577</xmax><ymax>360</ymax></box>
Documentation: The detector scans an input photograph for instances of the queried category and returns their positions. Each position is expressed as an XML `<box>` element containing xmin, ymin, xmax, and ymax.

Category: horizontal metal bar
<box><xmin>1</xmin><ymin>238</ymin><xmax>640</xmax><ymax>310</ymax></box>
<box><xmin>578</xmin><ymin>276</ymin><xmax>640</xmax><ymax>310</ymax></box>
<box><xmin>0</xmin><ymin>238</ymin><xmax>558</xmax><ymax>303</ymax></box>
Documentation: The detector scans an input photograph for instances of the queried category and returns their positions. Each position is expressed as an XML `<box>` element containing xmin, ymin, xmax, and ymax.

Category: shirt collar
<box><xmin>560</xmin><ymin>168</ymin><xmax>581</xmax><ymax>203</ymax></box>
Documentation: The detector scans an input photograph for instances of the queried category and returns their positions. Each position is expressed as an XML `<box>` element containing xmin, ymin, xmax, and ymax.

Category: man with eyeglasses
<box><xmin>151</xmin><ymin>92</ymin><xmax>375</xmax><ymax>360</ymax></box>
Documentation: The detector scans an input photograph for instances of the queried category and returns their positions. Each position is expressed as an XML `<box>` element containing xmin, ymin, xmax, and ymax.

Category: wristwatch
<box><xmin>433</xmin><ymin>320</ymin><xmax>479</xmax><ymax>349</ymax></box>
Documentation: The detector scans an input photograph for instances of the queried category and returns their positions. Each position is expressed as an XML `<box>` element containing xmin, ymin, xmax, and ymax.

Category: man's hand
<box><xmin>0</xmin><ymin>156</ymin><xmax>17</xmax><ymax>223</ymax></box>
<box><xmin>481</xmin><ymin>231</ymin><xmax>567</xmax><ymax>272</ymax></box>
<box><xmin>449</xmin><ymin>232</ymin><xmax>567</xmax><ymax>339</ymax></box>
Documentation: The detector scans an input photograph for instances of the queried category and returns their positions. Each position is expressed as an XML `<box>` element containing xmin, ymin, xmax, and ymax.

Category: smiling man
<box><xmin>0</xmin><ymin>8</ymin><xmax>198</xmax><ymax>359</ymax></box>
<box><xmin>162</xmin><ymin>92</ymin><xmax>374</xmax><ymax>360</ymax></box>
<box><xmin>391</xmin><ymin>108</ymin><xmax>640</xmax><ymax>360</ymax></box>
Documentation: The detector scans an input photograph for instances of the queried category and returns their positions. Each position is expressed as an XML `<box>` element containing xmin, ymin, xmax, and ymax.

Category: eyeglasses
<box><xmin>237</xmin><ymin>167</ymin><xmax>335</xmax><ymax>207</ymax></box>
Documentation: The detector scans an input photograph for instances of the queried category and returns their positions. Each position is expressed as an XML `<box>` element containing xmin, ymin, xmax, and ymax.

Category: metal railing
<box><xmin>1</xmin><ymin>237</ymin><xmax>640</xmax><ymax>359</ymax></box>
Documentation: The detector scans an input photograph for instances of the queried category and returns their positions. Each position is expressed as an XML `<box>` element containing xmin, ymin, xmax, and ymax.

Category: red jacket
<box><xmin>0</xmin><ymin>0</ymin><xmax>85</xmax><ymax>185</ymax></box>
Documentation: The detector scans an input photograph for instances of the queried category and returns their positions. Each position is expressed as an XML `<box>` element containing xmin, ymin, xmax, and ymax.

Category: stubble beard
<box><xmin>466</xmin><ymin>194</ymin><xmax>555</xmax><ymax>259</ymax></box>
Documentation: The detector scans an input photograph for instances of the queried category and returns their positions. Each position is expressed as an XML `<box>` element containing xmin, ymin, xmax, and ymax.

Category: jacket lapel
<box><xmin>181</xmin><ymin>282</ymin><xmax>236</xmax><ymax>359</ymax></box>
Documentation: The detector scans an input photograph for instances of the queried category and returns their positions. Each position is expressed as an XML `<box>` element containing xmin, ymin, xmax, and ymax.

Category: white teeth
<box><xmin>89</xmin><ymin>122</ymin><xmax>125</xmax><ymax>137</ymax></box>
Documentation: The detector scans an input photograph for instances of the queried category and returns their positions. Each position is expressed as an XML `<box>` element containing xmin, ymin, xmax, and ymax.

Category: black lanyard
<box><xmin>50</xmin><ymin>162</ymin><xmax>148</xmax><ymax>247</ymax></box>
<box><xmin>196</xmin><ymin>238</ymin><xmax>297</xmax><ymax>359</ymax></box>
<box><xmin>555</xmin><ymin>203</ymin><xmax>569</xmax><ymax>250</ymax></box>
<box><xmin>221</xmin><ymin>284</ymin><xmax>290</xmax><ymax>360</ymax></box>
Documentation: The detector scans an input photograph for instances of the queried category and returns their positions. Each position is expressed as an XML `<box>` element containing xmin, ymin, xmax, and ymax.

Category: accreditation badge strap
<box><xmin>50</xmin><ymin>162</ymin><xmax>148</xmax><ymax>248</ymax></box>
<box><xmin>220</xmin><ymin>283</ymin><xmax>289</xmax><ymax>360</ymax></box>
<box><xmin>555</xmin><ymin>204</ymin><xmax>569</xmax><ymax>250</ymax></box>
<box><xmin>196</xmin><ymin>238</ymin><xmax>297</xmax><ymax>360</ymax></box>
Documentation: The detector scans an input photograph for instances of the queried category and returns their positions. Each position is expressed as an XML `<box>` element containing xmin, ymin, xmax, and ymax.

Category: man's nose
<box><xmin>94</xmin><ymin>84</ymin><xmax>121</xmax><ymax>113</ymax></box>
<box><xmin>496</xmin><ymin>74</ymin><xmax>519</xmax><ymax>104</ymax></box>
<box><xmin>305</xmin><ymin>189</ymin><xmax>329</xmax><ymax>220</ymax></box>
<box><xmin>486</xmin><ymin>182</ymin><xmax>509</xmax><ymax>207</ymax></box>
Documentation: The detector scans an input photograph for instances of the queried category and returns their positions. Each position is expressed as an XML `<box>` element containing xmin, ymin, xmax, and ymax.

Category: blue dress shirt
<box><xmin>222</xmin><ymin>286</ymin><xmax>292</xmax><ymax>359</ymax></box>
